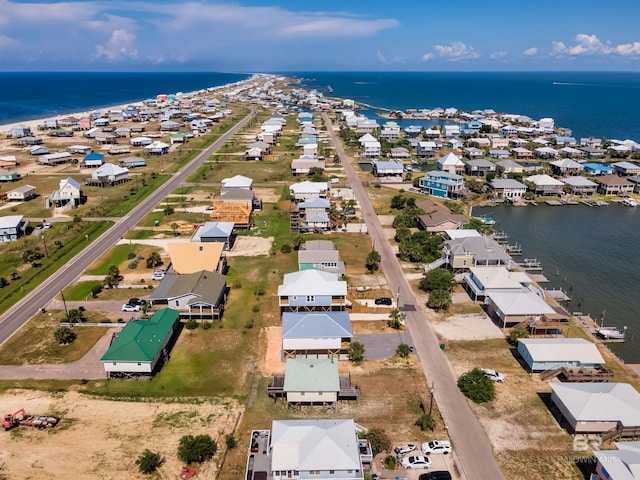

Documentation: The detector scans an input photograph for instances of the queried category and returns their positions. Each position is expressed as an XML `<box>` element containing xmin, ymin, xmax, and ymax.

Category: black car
<box><xmin>419</xmin><ymin>471</ymin><xmax>452</xmax><ymax>480</ymax></box>
<box><xmin>374</xmin><ymin>297</ymin><xmax>392</xmax><ymax>306</ymax></box>
<box><xmin>128</xmin><ymin>298</ymin><xmax>147</xmax><ymax>306</ymax></box>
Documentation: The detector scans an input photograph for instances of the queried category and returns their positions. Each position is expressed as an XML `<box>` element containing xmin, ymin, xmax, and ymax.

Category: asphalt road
<box><xmin>0</xmin><ymin>109</ymin><xmax>256</xmax><ymax>346</ymax></box>
<box><xmin>322</xmin><ymin>113</ymin><xmax>505</xmax><ymax>480</ymax></box>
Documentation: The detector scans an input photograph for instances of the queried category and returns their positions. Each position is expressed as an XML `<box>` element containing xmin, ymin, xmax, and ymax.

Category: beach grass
<box><xmin>62</xmin><ymin>281</ymin><xmax>104</xmax><ymax>301</ymax></box>
<box><xmin>86</xmin><ymin>244</ymin><xmax>139</xmax><ymax>275</ymax></box>
<box><xmin>0</xmin><ymin>220</ymin><xmax>113</xmax><ymax>315</ymax></box>
<box><xmin>0</xmin><ymin>310</ymin><xmax>109</xmax><ymax>365</ymax></box>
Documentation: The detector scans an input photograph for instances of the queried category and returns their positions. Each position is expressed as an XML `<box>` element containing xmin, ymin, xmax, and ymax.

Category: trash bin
<box><xmin>154</xmin><ymin>220</ymin><xmax>160</xmax><ymax>227</ymax></box>
<box><xmin>40</xmin><ymin>308</ymin><xmax>46</xmax><ymax>314</ymax></box>
<box><xmin>440</xmin><ymin>343</ymin><xmax>446</xmax><ymax>350</ymax></box>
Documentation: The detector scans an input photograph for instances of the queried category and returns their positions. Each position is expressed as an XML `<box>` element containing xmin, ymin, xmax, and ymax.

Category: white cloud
<box><xmin>422</xmin><ymin>42</ymin><xmax>480</xmax><ymax>62</ymax></box>
<box><xmin>95</xmin><ymin>29</ymin><xmax>138</xmax><ymax>61</ymax></box>
<box><xmin>551</xmin><ymin>34</ymin><xmax>640</xmax><ymax>58</ymax></box>
<box><xmin>522</xmin><ymin>47</ymin><xmax>537</xmax><ymax>56</ymax></box>
<box><xmin>279</xmin><ymin>18</ymin><xmax>398</xmax><ymax>37</ymax></box>
<box><xmin>490</xmin><ymin>50</ymin><xmax>507</xmax><ymax>60</ymax></box>
<box><xmin>0</xmin><ymin>33</ymin><xmax>16</xmax><ymax>47</ymax></box>
<box><xmin>377</xmin><ymin>50</ymin><xmax>387</xmax><ymax>63</ymax></box>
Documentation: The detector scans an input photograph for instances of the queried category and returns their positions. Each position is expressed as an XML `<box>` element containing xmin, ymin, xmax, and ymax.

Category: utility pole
<box><xmin>41</xmin><ymin>234</ymin><xmax>49</xmax><ymax>258</ymax></box>
<box><xmin>60</xmin><ymin>290</ymin><xmax>69</xmax><ymax>317</ymax></box>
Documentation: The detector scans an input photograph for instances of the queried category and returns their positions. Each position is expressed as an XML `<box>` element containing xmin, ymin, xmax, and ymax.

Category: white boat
<box><xmin>597</xmin><ymin>327</ymin><xmax>625</xmax><ymax>340</ymax></box>
<box><xmin>472</xmin><ymin>215</ymin><xmax>496</xmax><ymax>225</ymax></box>
<box><xmin>622</xmin><ymin>197</ymin><xmax>638</xmax><ymax>207</ymax></box>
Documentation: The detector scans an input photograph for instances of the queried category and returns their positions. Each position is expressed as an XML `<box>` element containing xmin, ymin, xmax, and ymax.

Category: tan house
<box><xmin>167</xmin><ymin>242</ymin><xmax>226</xmax><ymax>274</ymax></box>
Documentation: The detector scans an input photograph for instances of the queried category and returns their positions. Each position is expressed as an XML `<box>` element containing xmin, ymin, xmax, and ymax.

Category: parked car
<box><xmin>401</xmin><ymin>456</ymin><xmax>432</xmax><ymax>469</ymax></box>
<box><xmin>152</xmin><ymin>269</ymin><xmax>165</xmax><ymax>280</ymax></box>
<box><xmin>42</xmin><ymin>222</ymin><xmax>51</xmax><ymax>230</ymax></box>
<box><xmin>374</xmin><ymin>297</ymin><xmax>393</xmax><ymax>306</ymax></box>
<box><xmin>122</xmin><ymin>303</ymin><xmax>141</xmax><ymax>312</ymax></box>
<box><xmin>421</xmin><ymin>440</ymin><xmax>452</xmax><ymax>455</ymax></box>
<box><xmin>419</xmin><ymin>471</ymin><xmax>452</xmax><ymax>480</ymax></box>
<box><xmin>480</xmin><ymin>368</ymin><xmax>505</xmax><ymax>382</ymax></box>
<box><xmin>394</xmin><ymin>444</ymin><xmax>417</xmax><ymax>455</ymax></box>
<box><xmin>128</xmin><ymin>298</ymin><xmax>147</xmax><ymax>306</ymax></box>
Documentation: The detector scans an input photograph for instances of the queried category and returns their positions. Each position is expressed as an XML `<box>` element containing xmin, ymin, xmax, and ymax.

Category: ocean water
<box><xmin>295</xmin><ymin>71</ymin><xmax>640</xmax><ymax>141</ymax></box>
<box><xmin>474</xmin><ymin>205</ymin><xmax>640</xmax><ymax>364</ymax></box>
<box><xmin>0</xmin><ymin>72</ymin><xmax>250</xmax><ymax>125</ymax></box>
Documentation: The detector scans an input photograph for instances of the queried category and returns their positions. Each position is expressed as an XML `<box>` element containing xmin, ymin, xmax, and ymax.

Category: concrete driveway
<box><xmin>353</xmin><ymin>332</ymin><xmax>414</xmax><ymax>360</ymax></box>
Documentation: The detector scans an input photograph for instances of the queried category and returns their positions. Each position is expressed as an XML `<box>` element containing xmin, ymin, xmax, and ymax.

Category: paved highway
<box><xmin>0</xmin><ymin>109</ymin><xmax>256</xmax><ymax>346</ymax></box>
<box><xmin>323</xmin><ymin>113</ymin><xmax>505</xmax><ymax>480</ymax></box>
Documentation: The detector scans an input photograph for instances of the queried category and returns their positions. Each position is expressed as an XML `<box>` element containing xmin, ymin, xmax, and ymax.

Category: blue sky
<box><xmin>1</xmin><ymin>0</ymin><xmax>640</xmax><ymax>71</ymax></box>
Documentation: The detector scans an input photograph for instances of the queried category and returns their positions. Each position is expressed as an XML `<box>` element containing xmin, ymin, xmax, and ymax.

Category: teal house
<box><xmin>418</xmin><ymin>171</ymin><xmax>465</xmax><ymax>199</ymax></box>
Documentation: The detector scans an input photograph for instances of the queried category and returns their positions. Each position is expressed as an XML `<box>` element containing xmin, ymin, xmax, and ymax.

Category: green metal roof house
<box><xmin>283</xmin><ymin>358</ymin><xmax>339</xmax><ymax>407</ymax></box>
<box><xmin>100</xmin><ymin>308</ymin><xmax>180</xmax><ymax>377</ymax></box>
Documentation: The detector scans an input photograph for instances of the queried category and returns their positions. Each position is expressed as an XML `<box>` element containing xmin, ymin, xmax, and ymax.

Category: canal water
<box><xmin>474</xmin><ymin>204</ymin><xmax>640</xmax><ymax>364</ymax></box>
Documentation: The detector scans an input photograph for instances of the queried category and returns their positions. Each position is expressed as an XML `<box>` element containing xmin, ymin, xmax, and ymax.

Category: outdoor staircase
<box><xmin>539</xmin><ymin>368</ymin><xmax>563</xmax><ymax>382</ymax></box>
<box><xmin>423</xmin><ymin>257</ymin><xmax>446</xmax><ymax>272</ymax></box>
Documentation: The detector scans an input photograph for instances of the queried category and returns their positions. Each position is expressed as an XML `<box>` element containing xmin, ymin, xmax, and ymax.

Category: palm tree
<box><xmin>171</xmin><ymin>223</ymin><xmax>179</xmax><ymax>236</ymax></box>
<box><xmin>388</xmin><ymin>308</ymin><xmax>403</xmax><ymax>330</ymax></box>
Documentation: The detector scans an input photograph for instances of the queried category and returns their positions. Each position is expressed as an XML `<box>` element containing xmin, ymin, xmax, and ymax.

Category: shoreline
<box><xmin>0</xmin><ymin>73</ymin><xmax>258</xmax><ymax>134</ymax></box>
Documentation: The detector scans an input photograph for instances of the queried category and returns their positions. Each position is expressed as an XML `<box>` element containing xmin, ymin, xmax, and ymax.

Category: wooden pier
<box><xmin>545</xmin><ymin>289</ymin><xmax>571</xmax><ymax>302</ymax></box>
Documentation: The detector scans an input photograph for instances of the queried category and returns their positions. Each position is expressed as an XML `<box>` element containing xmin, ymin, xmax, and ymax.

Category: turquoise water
<box><xmin>475</xmin><ymin>204</ymin><xmax>640</xmax><ymax>363</ymax></box>
<box><xmin>295</xmin><ymin>71</ymin><xmax>640</xmax><ymax>141</ymax></box>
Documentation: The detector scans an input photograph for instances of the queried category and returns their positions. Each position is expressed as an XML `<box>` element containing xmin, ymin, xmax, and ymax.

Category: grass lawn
<box><xmin>0</xmin><ymin>221</ymin><xmax>113</xmax><ymax>315</ymax></box>
<box><xmin>62</xmin><ymin>281</ymin><xmax>103</xmax><ymax>301</ymax></box>
<box><xmin>0</xmin><ymin>310</ymin><xmax>108</xmax><ymax>365</ymax></box>
<box><xmin>86</xmin><ymin>244</ymin><xmax>139</xmax><ymax>275</ymax></box>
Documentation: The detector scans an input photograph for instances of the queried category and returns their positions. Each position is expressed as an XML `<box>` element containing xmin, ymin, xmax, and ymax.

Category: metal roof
<box><xmin>282</xmin><ymin>312</ymin><xmax>352</xmax><ymax>339</ymax></box>
<box><xmin>100</xmin><ymin>308</ymin><xmax>179</xmax><ymax>362</ymax></box>
<box><xmin>518</xmin><ymin>338</ymin><xmax>605</xmax><ymax>364</ymax></box>
<box><xmin>278</xmin><ymin>270</ymin><xmax>346</xmax><ymax>297</ymax></box>
<box><xmin>283</xmin><ymin>358</ymin><xmax>340</xmax><ymax>393</ymax></box>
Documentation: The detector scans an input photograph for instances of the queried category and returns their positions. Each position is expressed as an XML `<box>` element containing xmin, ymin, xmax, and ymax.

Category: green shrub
<box><xmin>365</xmin><ymin>428</ymin><xmax>390</xmax><ymax>457</ymax></box>
<box><xmin>384</xmin><ymin>455</ymin><xmax>396</xmax><ymax>470</ymax></box>
<box><xmin>177</xmin><ymin>434</ymin><xmax>217</xmax><ymax>464</ymax></box>
<box><xmin>415</xmin><ymin>413</ymin><xmax>436</xmax><ymax>431</ymax></box>
<box><xmin>127</xmin><ymin>251</ymin><xmax>137</xmax><ymax>260</ymax></box>
<box><xmin>280</xmin><ymin>243</ymin><xmax>292</xmax><ymax>254</ymax></box>
<box><xmin>185</xmin><ymin>319</ymin><xmax>198</xmax><ymax>330</ymax></box>
<box><xmin>457</xmin><ymin>368</ymin><xmax>496</xmax><ymax>403</ymax></box>
<box><xmin>225</xmin><ymin>434</ymin><xmax>237</xmax><ymax>450</ymax></box>
<box><xmin>201</xmin><ymin>322</ymin><xmax>212</xmax><ymax>330</ymax></box>
<box><xmin>54</xmin><ymin>326</ymin><xmax>76</xmax><ymax>345</ymax></box>
<box><xmin>136</xmin><ymin>449</ymin><xmax>162</xmax><ymax>474</ymax></box>
<box><xmin>396</xmin><ymin>343</ymin><xmax>411</xmax><ymax>358</ymax></box>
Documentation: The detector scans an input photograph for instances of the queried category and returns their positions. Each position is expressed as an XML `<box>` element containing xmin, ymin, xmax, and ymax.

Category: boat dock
<box><xmin>518</xmin><ymin>258</ymin><xmax>543</xmax><ymax>271</ymax></box>
<box><xmin>573</xmin><ymin>312</ymin><xmax>626</xmax><ymax>343</ymax></box>
<box><xmin>545</xmin><ymin>200</ymin><xmax>563</xmax><ymax>206</ymax></box>
<box><xmin>546</xmin><ymin>289</ymin><xmax>571</xmax><ymax>302</ymax></box>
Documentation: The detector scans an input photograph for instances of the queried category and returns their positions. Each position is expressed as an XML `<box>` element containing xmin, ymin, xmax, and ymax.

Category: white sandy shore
<box><xmin>0</xmin><ymin>74</ymin><xmax>261</xmax><ymax>135</ymax></box>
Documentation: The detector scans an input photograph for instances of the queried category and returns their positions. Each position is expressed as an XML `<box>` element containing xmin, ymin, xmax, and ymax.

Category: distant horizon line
<box><xmin>1</xmin><ymin>70</ymin><xmax>640</xmax><ymax>74</ymax></box>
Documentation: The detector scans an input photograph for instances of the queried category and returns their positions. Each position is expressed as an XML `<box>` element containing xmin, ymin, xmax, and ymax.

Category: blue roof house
<box><xmin>282</xmin><ymin>311</ymin><xmax>353</xmax><ymax>358</ymax></box>
<box><xmin>419</xmin><ymin>171</ymin><xmax>465</xmax><ymax>200</ymax></box>
<box><xmin>83</xmin><ymin>152</ymin><xmax>104</xmax><ymax>167</ymax></box>
<box><xmin>583</xmin><ymin>163</ymin><xmax>613</xmax><ymax>176</ymax></box>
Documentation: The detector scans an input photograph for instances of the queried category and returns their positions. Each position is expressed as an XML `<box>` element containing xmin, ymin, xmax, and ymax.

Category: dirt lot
<box><xmin>226</xmin><ymin>236</ymin><xmax>273</xmax><ymax>257</ymax></box>
<box><xmin>0</xmin><ymin>389</ymin><xmax>242</xmax><ymax>480</ymax></box>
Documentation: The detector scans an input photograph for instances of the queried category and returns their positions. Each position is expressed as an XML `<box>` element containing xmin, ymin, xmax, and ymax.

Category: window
<box><xmin>199</xmin><ymin>246</ymin><xmax>203</xmax><ymax>252</ymax></box>
<box><xmin>310</xmin><ymin>471</ymin><xmax>320</xmax><ymax>476</ymax></box>
<box><xmin>329</xmin><ymin>471</ymin><xmax>335</xmax><ymax>475</ymax></box>
<box><xmin>306</xmin><ymin>295</ymin><xmax>315</xmax><ymax>302</ymax></box>
<box><xmin>137</xmin><ymin>362</ymin><xmax>142</xmax><ymax>366</ymax></box>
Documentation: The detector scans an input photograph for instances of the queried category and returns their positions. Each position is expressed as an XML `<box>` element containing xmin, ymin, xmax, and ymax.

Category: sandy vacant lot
<box><xmin>432</xmin><ymin>314</ymin><xmax>505</xmax><ymax>341</ymax></box>
<box><xmin>0</xmin><ymin>390</ymin><xmax>242</xmax><ymax>480</ymax></box>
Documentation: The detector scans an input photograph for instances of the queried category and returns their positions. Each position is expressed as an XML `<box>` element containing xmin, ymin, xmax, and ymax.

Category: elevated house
<box><xmin>297</xmin><ymin>198</ymin><xmax>331</xmax><ymax>231</ymax></box>
<box><xmin>0</xmin><ymin>155</ymin><xmax>17</xmax><ymax>168</ymax></box>
<box><xmin>517</xmin><ymin>338</ymin><xmax>605</xmax><ymax>372</ymax></box>
<box><xmin>298</xmin><ymin>240</ymin><xmax>345</xmax><ymax>275</ymax></box>
<box><xmin>38</xmin><ymin>152</ymin><xmax>71</xmax><ymax>165</ymax></box>
<box><xmin>6</xmin><ymin>184</ymin><xmax>36</xmax><ymax>202</ymax></box>
<box><xmin>372</xmin><ymin>160</ymin><xmax>403</xmax><ymax>178</ymax></box>
<box><xmin>149</xmin><ymin>270</ymin><xmax>227</xmax><ymax>320</ymax></box>
<box><xmin>191</xmin><ymin>221</ymin><xmax>235</xmax><ymax>250</ymax></box>
<box><xmin>278</xmin><ymin>270</ymin><xmax>347</xmax><ymax>312</ymax></box>
<box><xmin>594</xmin><ymin>441</ymin><xmax>640</xmax><ymax>480</ymax></box>
<box><xmin>597</xmin><ymin>175</ymin><xmax>634</xmax><ymax>195</ymax></box>
<box><xmin>144</xmin><ymin>141</ymin><xmax>170</xmax><ymax>155</ymax></box>
<box><xmin>109</xmin><ymin>144</ymin><xmax>130</xmax><ymax>155</ymax></box>
<box><xmin>418</xmin><ymin>171</ymin><xmax>465</xmax><ymax>200</ymax></box>
<box><xmin>281</xmin><ymin>311</ymin><xmax>353</xmax><ymax>360</ymax></box>
<box><xmin>418</xmin><ymin>209</ymin><xmax>467</xmax><ymax>233</ymax></box>
<box><xmin>0</xmin><ymin>215</ymin><xmax>27</xmax><ymax>242</ymax></box>
<box><xmin>561</xmin><ymin>176</ymin><xmax>598</xmax><ymax>196</ymax></box>
<box><xmin>490</xmin><ymin>179</ymin><xmax>527</xmax><ymax>199</ymax></box>
<box><xmin>100</xmin><ymin>308</ymin><xmax>180</xmax><ymax>378</ymax></box>
<box><xmin>464</xmin><ymin>147</ymin><xmax>484</xmax><ymax>159</ymax></box>
<box><xmin>496</xmin><ymin>159</ymin><xmax>524</xmax><ymax>174</ymax></box>
<box><xmin>511</xmin><ymin>147</ymin><xmax>534</xmax><ymax>160</ymax></box>
<box><xmin>612</xmin><ymin>161</ymin><xmax>640</xmax><ymax>177</ymax></box>
<box><xmin>0</xmin><ymin>169</ymin><xmax>20</xmax><ymax>182</ymax></box>
<box><xmin>221</xmin><ymin>175</ymin><xmax>253</xmax><ymax>191</ymax></box>
<box><xmin>86</xmin><ymin>163</ymin><xmax>129</xmax><ymax>186</ymax></box>
<box><xmin>489</xmin><ymin>149</ymin><xmax>510</xmax><ymax>160</ymax></box>
<box><xmin>444</xmin><ymin>236</ymin><xmax>512</xmax><ymax>271</ymax></box>
<box><xmin>291</xmin><ymin>157</ymin><xmax>325</xmax><ymax>176</ymax></box>
<box><xmin>463</xmin><ymin>266</ymin><xmax>532</xmax><ymax>302</ymax></box>
<box><xmin>83</xmin><ymin>152</ymin><xmax>104</xmax><ymax>167</ymax></box>
<box><xmin>10</xmin><ymin>124</ymin><xmax>31</xmax><ymax>138</ymax></box>
<box><xmin>167</xmin><ymin>242</ymin><xmax>226</xmax><ymax>274</ymax></box>
<box><xmin>486</xmin><ymin>290</ymin><xmax>555</xmax><ymax>328</ymax></box>
<box><xmin>550</xmin><ymin>383</ymin><xmax>640</xmax><ymax>435</ymax></box>
<box><xmin>583</xmin><ymin>163</ymin><xmax>613</xmax><ymax>176</ymax></box>
<box><xmin>416</xmin><ymin>141</ymin><xmax>436</xmax><ymax>159</ymax></box>
<box><xmin>390</xmin><ymin>147</ymin><xmax>410</xmax><ymax>159</ymax></box>
<box><xmin>550</xmin><ymin>158</ymin><xmax>584</xmax><ymax>176</ymax></box>
<box><xmin>524</xmin><ymin>174</ymin><xmax>564</xmax><ymax>196</ymax></box>
<box><xmin>578</xmin><ymin>146</ymin><xmax>607</xmax><ymax>159</ymax></box>
<box><xmin>436</xmin><ymin>152</ymin><xmax>465</xmax><ymax>174</ymax></box>
<box><xmin>119</xmin><ymin>156</ymin><xmax>146</xmax><ymax>168</ymax></box>
<box><xmin>280</xmin><ymin>358</ymin><xmax>341</xmax><ymax>409</ymax></box>
<box><xmin>465</xmin><ymin>158</ymin><xmax>496</xmax><ymax>177</ymax></box>
<box><xmin>267</xmin><ymin>419</ymin><xmax>365</xmax><ymax>480</ymax></box>
<box><xmin>130</xmin><ymin>136</ymin><xmax>152</xmax><ymax>147</ymax></box>
<box><xmin>46</xmin><ymin>177</ymin><xmax>83</xmax><ymax>208</ymax></box>
<box><xmin>289</xmin><ymin>181</ymin><xmax>330</xmax><ymax>202</ymax></box>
